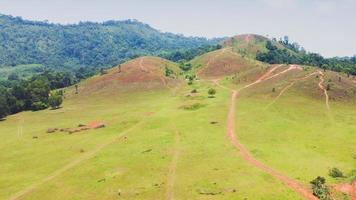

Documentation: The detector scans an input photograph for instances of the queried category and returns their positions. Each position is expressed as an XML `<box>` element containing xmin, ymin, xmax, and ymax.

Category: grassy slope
<box><xmin>222</xmin><ymin>34</ymin><xmax>298</xmax><ymax>59</ymax></box>
<box><xmin>0</xmin><ymin>71</ymin><xmax>301</xmax><ymax>200</ymax></box>
<box><xmin>0</xmin><ymin>50</ymin><xmax>355</xmax><ymax>200</ymax></box>
<box><xmin>219</xmin><ymin>66</ymin><xmax>356</xmax><ymax>198</ymax></box>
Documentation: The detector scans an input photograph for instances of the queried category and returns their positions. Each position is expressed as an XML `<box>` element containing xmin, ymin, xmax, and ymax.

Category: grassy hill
<box><xmin>0</xmin><ymin>38</ymin><xmax>355</xmax><ymax>200</ymax></box>
<box><xmin>221</xmin><ymin>34</ymin><xmax>296</xmax><ymax>59</ymax></box>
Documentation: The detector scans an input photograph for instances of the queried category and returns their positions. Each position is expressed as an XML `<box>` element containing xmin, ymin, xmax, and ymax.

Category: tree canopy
<box><xmin>257</xmin><ymin>37</ymin><xmax>356</xmax><ymax>75</ymax></box>
<box><xmin>0</xmin><ymin>14</ymin><xmax>220</xmax><ymax>70</ymax></box>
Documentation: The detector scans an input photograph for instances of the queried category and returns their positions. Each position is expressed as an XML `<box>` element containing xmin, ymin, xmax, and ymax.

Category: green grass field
<box><xmin>0</xmin><ymin>51</ymin><xmax>355</xmax><ymax>200</ymax></box>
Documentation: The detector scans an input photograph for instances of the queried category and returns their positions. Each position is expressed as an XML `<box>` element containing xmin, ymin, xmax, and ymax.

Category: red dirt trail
<box><xmin>334</xmin><ymin>182</ymin><xmax>356</xmax><ymax>200</ymax></box>
<box><xmin>221</xmin><ymin>66</ymin><xmax>318</xmax><ymax>200</ymax></box>
<box><xmin>317</xmin><ymin>71</ymin><xmax>330</xmax><ymax>110</ymax></box>
<box><xmin>241</xmin><ymin>65</ymin><xmax>281</xmax><ymax>89</ymax></box>
<box><xmin>266</xmin><ymin>71</ymin><xmax>319</xmax><ymax>109</ymax></box>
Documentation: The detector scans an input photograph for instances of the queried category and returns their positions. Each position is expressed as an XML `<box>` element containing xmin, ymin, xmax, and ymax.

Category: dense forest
<box><xmin>0</xmin><ymin>14</ymin><xmax>220</xmax><ymax>70</ymax></box>
<box><xmin>256</xmin><ymin>37</ymin><xmax>356</xmax><ymax>75</ymax></box>
<box><xmin>0</xmin><ymin>70</ymin><xmax>88</xmax><ymax>119</ymax></box>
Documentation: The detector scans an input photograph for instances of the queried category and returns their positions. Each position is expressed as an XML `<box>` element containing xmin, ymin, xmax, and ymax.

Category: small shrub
<box><xmin>208</xmin><ymin>88</ymin><xmax>216</xmax><ymax>96</ymax></box>
<box><xmin>191</xmin><ymin>89</ymin><xmax>198</xmax><ymax>93</ymax></box>
<box><xmin>310</xmin><ymin>176</ymin><xmax>331</xmax><ymax>200</ymax></box>
<box><xmin>329</xmin><ymin>167</ymin><xmax>343</xmax><ymax>178</ymax></box>
<box><xmin>165</xmin><ymin>66</ymin><xmax>174</xmax><ymax>77</ymax></box>
<box><xmin>180</xmin><ymin>103</ymin><xmax>205</xmax><ymax>111</ymax></box>
<box><xmin>100</xmin><ymin>68</ymin><xmax>107</xmax><ymax>75</ymax></box>
<box><xmin>348</xmin><ymin>169</ymin><xmax>356</xmax><ymax>181</ymax></box>
<box><xmin>326</xmin><ymin>84</ymin><xmax>331</xmax><ymax>91</ymax></box>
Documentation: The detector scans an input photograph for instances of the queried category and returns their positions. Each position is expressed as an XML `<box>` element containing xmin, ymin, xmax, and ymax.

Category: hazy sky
<box><xmin>0</xmin><ymin>0</ymin><xmax>355</xmax><ymax>57</ymax></box>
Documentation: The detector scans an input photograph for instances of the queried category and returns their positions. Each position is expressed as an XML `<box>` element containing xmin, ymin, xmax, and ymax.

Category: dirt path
<box><xmin>266</xmin><ymin>72</ymin><xmax>318</xmax><ymax>109</ymax></box>
<box><xmin>262</xmin><ymin>65</ymin><xmax>302</xmax><ymax>83</ymax></box>
<box><xmin>334</xmin><ymin>182</ymin><xmax>356</xmax><ymax>200</ymax></box>
<box><xmin>217</xmin><ymin>66</ymin><xmax>318</xmax><ymax>200</ymax></box>
<box><xmin>139</xmin><ymin>57</ymin><xmax>168</xmax><ymax>87</ymax></box>
<box><xmin>241</xmin><ymin>65</ymin><xmax>281</xmax><ymax>89</ymax></box>
<box><xmin>165</xmin><ymin>132</ymin><xmax>181</xmax><ymax>200</ymax></box>
<box><xmin>8</xmin><ymin>120</ymin><xmax>148</xmax><ymax>200</ymax></box>
<box><xmin>317</xmin><ymin>71</ymin><xmax>330</xmax><ymax>111</ymax></box>
<box><xmin>196</xmin><ymin>48</ymin><xmax>226</xmax><ymax>76</ymax></box>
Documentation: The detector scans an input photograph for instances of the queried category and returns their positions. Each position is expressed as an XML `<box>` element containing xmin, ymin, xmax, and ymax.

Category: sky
<box><xmin>0</xmin><ymin>0</ymin><xmax>355</xmax><ymax>57</ymax></box>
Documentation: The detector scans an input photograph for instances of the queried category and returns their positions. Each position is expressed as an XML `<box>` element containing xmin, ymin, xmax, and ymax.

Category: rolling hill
<box><xmin>0</xmin><ymin>34</ymin><xmax>355</xmax><ymax>200</ymax></box>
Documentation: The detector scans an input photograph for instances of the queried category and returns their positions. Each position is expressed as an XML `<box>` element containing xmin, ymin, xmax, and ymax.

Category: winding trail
<box><xmin>317</xmin><ymin>71</ymin><xmax>330</xmax><ymax>111</ymax></box>
<box><xmin>262</xmin><ymin>65</ymin><xmax>302</xmax><ymax>83</ymax></box>
<box><xmin>165</xmin><ymin>132</ymin><xmax>181</xmax><ymax>200</ymax></box>
<box><xmin>242</xmin><ymin>65</ymin><xmax>281</xmax><ymax>88</ymax></box>
<box><xmin>215</xmin><ymin>65</ymin><xmax>317</xmax><ymax>200</ymax></box>
<box><xmin>266</xmin><ymin>71</ymin><xmax>318</xmax><ymax>109</ymax></box>
<box><xmin>8</xmin><ymin>119</ymin><xmax>149</xmax><ymax>200</ymax></box>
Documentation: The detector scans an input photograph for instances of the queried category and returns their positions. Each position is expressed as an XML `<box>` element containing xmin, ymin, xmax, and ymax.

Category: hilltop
<box><xmin>75</xmin><ymin>56</ymin><xmax>181</xmax><ymax>95</ymax></box>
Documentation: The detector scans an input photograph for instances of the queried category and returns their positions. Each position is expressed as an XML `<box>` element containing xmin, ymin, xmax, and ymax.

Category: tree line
<box><xmin>256</xmin><ymin>37</ymin><xmax>356</xmax><ymax>75</ymax></box>
<box><xmin>0</xmin><ymin>68</ymin><xmax>96</xmax><ymax>119</ymax></box>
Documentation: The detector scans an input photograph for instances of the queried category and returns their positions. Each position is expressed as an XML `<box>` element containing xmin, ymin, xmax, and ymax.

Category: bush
<box><xmin>310</xmin><ymin>176</ymin><xmax>331</xmax><ymax>200</ymax></box>
<box><xmin>165</xmin><ymin>66</ymin><xmax>174</xmax><ymax>77</ymax></box>
<box><xmin>348</xmin><ymin>169</ymin><xmax>356</xmax><ymax>181</ymax></box>
<box><xmin>31</xmin><ymin>101</ymin><xmax>48</xmax><ymax>111</ymax></box>
<box><xmin>329</xmin><ymin>167</ymin><xmax>343</xmax><ymax>178</ymax></box>
<box><xmin>208</xmin><ymin>88</ymin><xmax>216</xmax><ymax>96</ymax></box>
<box><xmin>48</xmin><ymin>92</ymin><xmax>63</xmax><ymax>109</ymax></box>
<box><xmin>180</xmin><ymin>103</ymin><xmax>205</xmax><ymax>111</ymax></box>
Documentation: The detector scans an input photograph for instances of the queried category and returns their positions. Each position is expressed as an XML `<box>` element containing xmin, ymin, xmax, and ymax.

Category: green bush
<box><xmin>180</xmin><ymin>103</ymin><xmax>205</xmax><ymax>111</ymax></box>
<box><xmin>310</xmin><ymin>176</ymin><xmax>331</xmax><ymax>200</ymax></box>
<box><xmin>208</xmin><ymin>88</ymin><xmax>216</xmax><ymax>96</ymax></box>
<box><xmin>329</xmin><ymin>167</ymin><xmax>343</xmax><ymax>178</ymax></box>
<box><xmin>31</xmin><ymin>102</ymin><xmax>48</xmax><ymax>111</ymax></box>
<box><xmin>48</xmin><ymin>92</ymin><xmax>63</xmax><ymax>110</ymax></box>
<box><xmin>191</xmin><ymin>89</ymin><xmax>198</xmax><ymax>93</ymax></box>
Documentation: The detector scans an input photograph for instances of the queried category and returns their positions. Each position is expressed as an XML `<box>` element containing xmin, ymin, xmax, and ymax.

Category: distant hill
<box><xmin>223</xmin><ymin>34</ymin><xmax>356</xmax><ymax>75</ymax></box>
<box><xmin>222</xmin><ymin>34</ymin><xmax>298</xmax><ymax>59</ymax></box>
<box><xmin>0</xmin><ymin>14</ymin><xmax>221</xmax><ymax>70</ymax></box>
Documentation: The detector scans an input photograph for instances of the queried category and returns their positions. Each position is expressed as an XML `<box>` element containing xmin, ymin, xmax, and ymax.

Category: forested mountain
<box><xmin>255</xmin><ymin>37</ymin><xmax>356</xmax><ymax>75</ymax></box>
<box><xmin>0</xmin><ymin>14</ymin><xmax>220</xmax><ymax>70</ymax></box>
